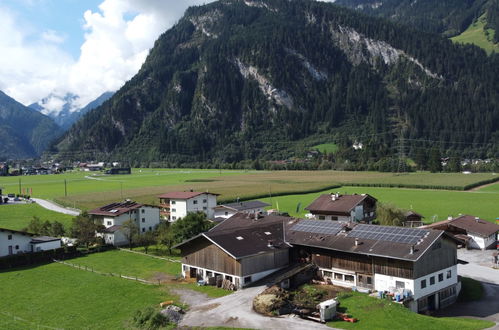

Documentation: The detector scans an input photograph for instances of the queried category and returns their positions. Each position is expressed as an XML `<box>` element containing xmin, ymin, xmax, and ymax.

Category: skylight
<box><xmin>236</xmin><ymin>236</ymin><xmax>244</xmax><ymax>240</ymax></box>
<box><xmin>264</xmin><ymin>232</ymin><xmax>271</xmax><ymax>235</ymax></box>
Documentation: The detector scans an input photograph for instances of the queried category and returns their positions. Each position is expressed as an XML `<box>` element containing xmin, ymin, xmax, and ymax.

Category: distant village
<box><xmin>1</xmin><ymin>185</ymin><xmax>498</xmax><ymax>318</ymax></box>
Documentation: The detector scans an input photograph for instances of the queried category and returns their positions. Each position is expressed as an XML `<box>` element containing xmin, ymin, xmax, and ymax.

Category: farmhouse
<box><xmin>158</xmin><ymin>191</ymin><xmax>218</xmax><ymax>221</ymax></box>
<box><xmin>175</xmin><ymin>213</ymin><xmax>291</xmax><ymax>288</ymax></box>
<box><xmin>305</xmin><ymin>193</ymin><xmax>377</xmax><ymax>223</ymax></box>
<box><xmin>422</xmin><ymin>215</ymin><xmax>499</xmax><ymax>250</ymax></box>
<box><xmin>89</xmin><ymin>200</ymin><xmax>160</xmax><ymax>246</ymax></box>
<box><xmin>213</xmin><ymin>200</ymin><xmax>270</xmax><ymax>220</ymax></box>
<box><xmin>0</xmin><ymin>228</ymin><xmax>61</xmax><ymax>257</ymax></box>
<box><xmin>287</xmin><ymin>220</ymin><xmax>459</xmax><ymax>313</ymax></box>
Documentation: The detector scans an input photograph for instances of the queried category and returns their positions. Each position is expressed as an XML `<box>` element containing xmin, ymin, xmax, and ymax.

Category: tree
<box><xmin>50</xmin><ymin>221</ymin><xmax>66</xmax><ymax>237</ymax></box>
<box><xmin>69</xmin><ymin>212</ymin><xmax>102</xmax><ymax>248</ymax></box>
<box><xmin>428</xmin><ymin>148</ymin><xmax>442</xmax><ymax>173</ymax></box>
<box><xmin>156</xmin><ymin>222</ymin><xmax>176</xmax><ymax>255</ymax></box>
<box><xmin>376</xmin><ymin>203</ymin><xmax>405</xmax><ymax>226</ymax></box>
<box><xmin>122</xmin><ymin>219</ymin><xmax>139</xmax><ymax>249</ymax></box>
<box><xmin>171</xmin><ymin>212</ymin><xmax>214</xmax><ymax>244</ymax></box>
<box><xmin>24</xmin><ymin>216</ymin><xmax>43</xmax><ymax>234</ymax></box>
<box><xmin>135</xmin><ymin>231</ymin><xmax>156</xmax><ymax>254</ymax></box>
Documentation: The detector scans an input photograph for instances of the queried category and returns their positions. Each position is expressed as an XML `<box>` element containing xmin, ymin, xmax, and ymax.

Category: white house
<box><xmin>305</xmin><ymin>193</ymin><xmax>377</xmax><ymax>223</ymax></box>
<box><xmin>88</xmin><ymin>200</ymin><xmax>160</xmax><ymax>246</ymax></box>
<box><xmin>0</xmin><ymin>228</ymin><xmax>61</xmax><ymax>257</ymax></box>
<box><xmin>213</xmin><ymin>200</ymin><xmax>270</xmax><ymax>220</ymax></box>
<box><xmin>158</xmin><ymin>191</ymin><xmax>219</xmax><ymax>221</ymax></box>
<box><xmin>422</xmin><ymin>215</ymin><xmax>499</xmax><ymax>250</ymax></box>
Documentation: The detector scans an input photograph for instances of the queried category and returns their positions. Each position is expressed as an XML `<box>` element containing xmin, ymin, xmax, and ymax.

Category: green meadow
<box><xmin>312</xmin><ymin>142</ymin><xmax>339</xmax><ymax>154</ymax></box>
<box><xmin>0</xmin><ymin>203</ymin><xmax>73</xmax><ymax>231</ymax></box>
<box><xmin>259</xmin><ymin>185</ymin><xmax>499</xmax><ymax>223</ymax></box>
<box><xmin>451</xmin><ymin>14</ymin><xmax>499</xmax><ymax>55</ymax></box>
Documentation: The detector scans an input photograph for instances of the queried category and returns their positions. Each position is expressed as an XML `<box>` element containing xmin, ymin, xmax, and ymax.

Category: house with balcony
<box><xmin>305</xmin><ymin>193</ymin><xmax>377</xmax><ymax>223</ymax></box>
<box><xmin>88</xmin><ymin>200</ymin><xmax>160</xmax><ymax>246</ymax></box>
<box><xmin>158</xmin><ymin>191</ymin><xmax>218</xmax><ymax>221</ymax></box>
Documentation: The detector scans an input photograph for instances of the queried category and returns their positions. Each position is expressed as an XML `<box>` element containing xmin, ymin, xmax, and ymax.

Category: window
<box><xmin>432</xmin><ymin>241</ymin><xmax>442</xmax><ymax>250</ymax></box>
<box><xmin>8</xmin><ymin>234</ymin><xmax>12</xmax><ymax>240</ymax></box>
<box><xmin>149</xmin><ymin>226</ymin><xmax>152</xmax><ymax>231</ymax></box>
<box><xmin>142</xmin><ymin>228</ymin><xmax>145</xmax><ymax>232</ymax></box>
<box><xmin>396</xmin><ymin>281</ymin><xmax>405</xmax><ymax>289</ymax></box>
<box><xmin>203</xmin><ymin>199</ymin><xmax>207</xmax><ymax>203</ymax></box>
<box><xmin>331</xmin><ymin>216</ymin><xmax>338</xmax><ymax>220</ymax></box>
<box><xmin>172</xmin><ymin>208</ymin><xmax>176</xmax><ymax>212</ymax></box>
<box><xmin>15</xmin><ymin>245</ymin><xmax>19</xmax><ymax>250</ymax></box>
<box><xmin>367</xmin><ymin>277</ymin><xmax>372</xmax><ymax>285</ymax></box>
<box><xmin>172</xmin><ymin>216</ymin><xmax>176</xmax><ymax>220</ymax></box>
<box><xmin>142</xmin><ymin>218</ymin><xmax>145</xmax><ymax>223</ymax></box>
<box><xmin>421</xmin><ymin>280</ymin><xmax>427</xmax><ymax>289</ymax></box>
<box><xmin>323</xmin><ymin>271</ymin><xmax>333</xmax><ymax>278</ymax></box>
<box><xmin>430</xmin><ymin>276</ymin><xmax>435</xmax><ymax>285</ymax></box>
<box><xmin>334</xmin><ymin>273</ymin><xmax>343</xmax><ymax>280</ymax></box>
<box><xmin>318</xmin><ymin>216</ymin><xmax>326</xmax><ymax>220</ymax></box>
<box><xmin>438</xmin><ymin>273</ymin><xmax>444</xmax><ymax>282</ymax></box>
<box><xmin>193</xmin><ymin>200</ymin><xmax>198</xmax><ymax>204</ymax></box>
<box><xmin>344</xmin><ymin>275</ymin><xmax>354</xmax><ymax>282</ymax></box>
<box><xmin>203</xmin><ymin>207</ymin><xmax>207</xmax><ymax>210</ymax></box>
<box><xmin>171</xmin><ymin>201</ymin><xmax>176</xmax><ymax>205</ymax></box>
<box><xmin>141</xmin><ymin>209</ymin><xmax>145</xmax><ymax>214</ymax></box>
<box><xmin>206</xmin><ymin>271</ymin><xmax>213</xmax><ymax>278</ymax></box>
<box><xmin>244</xmin><ymin>276</ymin><xmax>252</xmax><ymax>284</ymax></box>
<box><xmin>107</xmin><ymin>221</ymin><xmax>112</xmax><ymax>226</ymax></box>
<box><xmin>225</xmin><ymin>212</ymin><xmax>229</xmax><ymax>216</ymax></box>
<box><xmin>183</xmin><ymin>265</ymin><xmax>188</xmax><ymax>271</ymax></box>
<box><xmin>447</xmin><ymin>270</ymin><xmax>452</xmax><ymax>279</ymax></box>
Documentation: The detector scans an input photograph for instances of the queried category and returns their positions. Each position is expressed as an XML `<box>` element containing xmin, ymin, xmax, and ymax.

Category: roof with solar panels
<box><xmin>286</xmin><ymin>219</ymin><xmax>445</xmax><ymax>261</ymax></box>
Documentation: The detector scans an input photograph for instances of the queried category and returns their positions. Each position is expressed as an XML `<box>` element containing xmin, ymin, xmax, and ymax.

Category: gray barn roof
<box><xmin>215</xmin><ymin>200</ymin><xmax>270</xmax><ymax>212</ymax></box>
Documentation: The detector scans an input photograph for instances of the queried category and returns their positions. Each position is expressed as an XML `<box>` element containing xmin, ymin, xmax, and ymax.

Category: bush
<box><xmin>130</xmin><ymin>307</ymin><xmax>171</xmax><ymax>329</ymax></box>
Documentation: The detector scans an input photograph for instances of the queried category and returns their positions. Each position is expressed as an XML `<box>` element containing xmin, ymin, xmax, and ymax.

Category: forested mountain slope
<box><xmin>0</xmin><ymin>91</ymin><xmax>63</xmax><ymax>160</ymax></box>
<box><xmin>54</xmin><ymin>0</ymin><xmax>499</xmax><ymax>166</ymax></box>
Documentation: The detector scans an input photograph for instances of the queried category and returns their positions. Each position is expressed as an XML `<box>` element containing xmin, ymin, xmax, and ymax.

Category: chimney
<box><xmin>267</xmin><ymin>240</ymin><xmax>274</xmax><ymax>248</ymax></box>
<box><xmin>475</xmin><ymin>217</ymin><xmax>480</xmax><ymax>223</ymax></box>
<box><xmin>336</xmin><ymin>192</ymin><xmax>340</xmax><ymax>198</ymax></box>
<box><xmin>355</xmin><ymin>238</ymin><xmax>359</xmax><ymax>246</ymax></box>
<box><xmin>332</xmin><ymin>194</ymin><xmax>336</xmax><ymax>201</ymax></box>
<box><xmin>254</xmin><ymin>212</ymin><xmax>259</xmax><ymax>221</ymax></box>
<box><xmin>447</xmin><ymin>216</ymin><xmax>453</xmax><ymax>221</ymax></box>
<box><xmin>410</xmin><ymin>245</ymin><xmax>415</xmax><ymax>254</ymax></box>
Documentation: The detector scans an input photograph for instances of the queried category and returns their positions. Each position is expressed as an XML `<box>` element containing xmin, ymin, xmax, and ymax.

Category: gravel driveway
<box><xmin>177</xmin><ymin>286</ymin><xmax>335</xmax><ymax>330</ymax></box>
<box><xmin>32</xmin><ymin>198</ymin><xmax>81</xmax><ymax>216</ymax></box>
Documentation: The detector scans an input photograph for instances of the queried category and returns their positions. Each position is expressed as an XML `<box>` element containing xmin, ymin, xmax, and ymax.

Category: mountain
<box><xmin>0</xmin><ymin>91</ymin><xmax>63</xmax><ymax>160</ymax></box>
<box><xmin>30</xmin><ymin>92</ymin><xmax>114</xmax><ymax>130</ymax></box>
<box><xmin>334</xmin><ymin>0</ymin><xmax>499</xmax><ymax>50</ymax></box>
<box><xmin>54</xmin><ymin>0</ymin><xmax>499</xmax><ymax>167</ymax></box>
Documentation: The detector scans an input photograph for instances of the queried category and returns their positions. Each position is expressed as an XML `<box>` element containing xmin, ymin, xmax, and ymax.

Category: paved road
<box><xmin>178</xmin><ymin>286</ymin><xmax>334</xmax><ymax>330</ymax></box>
<box><xmin>32</xmin><ymin>198</ymin><xmax>80</xmax><ymax>216</ymax></box>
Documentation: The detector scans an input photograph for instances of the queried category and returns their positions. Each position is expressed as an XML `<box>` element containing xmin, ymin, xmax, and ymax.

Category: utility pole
<box><xmin>18</xmin><ymin>178</ymin><xmax>21</xmax><ymax>195</ymax></box>
<box><xmin>120</xmin><ymin>182</ymin><xmax>123</xmax><ymax>199</ymax></box>
<box><xmin>64</xmin><ymin>179</ymin><xmax>67</xmax><ymax>197</ymax></box>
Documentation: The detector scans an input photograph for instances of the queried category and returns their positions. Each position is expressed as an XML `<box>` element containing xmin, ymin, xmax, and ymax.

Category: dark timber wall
<box><xmin>413</xmin><ymin>237</ymin><xmax>457</xmax><ymax>278</ymax></box>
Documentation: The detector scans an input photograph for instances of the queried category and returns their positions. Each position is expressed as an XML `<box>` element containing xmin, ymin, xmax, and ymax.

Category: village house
<box><xmin>176</xmin><ymin>214</ymin><xmax>459</xmax><ymax>313</ymax></box>
<box><xmin>422</xmin><ymin>215</ymin><xmax>499</xmax><ymax>250</ymax></box>
<box><xmin>175</xmin><ymin>213</ymin><xmax>291</xmax><ymax>289</ymax></box>
<box><xmin>0</xmin><ymin>228</ymin><xmax>61</xmax><ymax>257</ymax></box>
<box><xmin>287</xmin><ymin>219</ymin><xmax>459</xmax><ymax>313</ymax></box>
<box><xmin>403</xmin><ymin>211</ymin><xmax>425</xmax><ymax>228</ymax></box>
<box><xmin>213</xmin><ymin>200</ymin><xmax>270</xmax><ymax>220</ymax></box>
<box><xmin>158</xmin><ymin>191</ymin><xmax>218</xmax><ymax>221</ymax></box>
<box><xmin>305</xmin><ymin>193</ymin><xmax>377</xmax><ymax>223</ymax></box>
<box><xmin>88</xmin><ymin>200</ymin><xmax>160</xmax><ymax>246</ymax></box>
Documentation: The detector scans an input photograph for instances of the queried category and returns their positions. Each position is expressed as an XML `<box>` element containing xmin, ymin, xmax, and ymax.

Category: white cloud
<box><xmin>0</xmin><ymin>0</ymin><xmax>214</xmax><ymax>112</ymax></box>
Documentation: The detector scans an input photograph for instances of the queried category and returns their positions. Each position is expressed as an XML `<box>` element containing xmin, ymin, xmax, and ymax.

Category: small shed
<box><xmin>403</xmin><ymin>211</ymin><xmax>424</xmax><ymax>228</ymax></box>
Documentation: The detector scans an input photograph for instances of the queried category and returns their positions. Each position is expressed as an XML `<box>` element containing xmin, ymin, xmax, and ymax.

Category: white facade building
<box><xmin>89</xmin><ymin>200</ymin><xmax>160</xmax><ymax>246</ymax></box>
<box><xmin>158</xmin><ymin>192</ymin><xmax>218</xmax><ymax>221</ymax></box>
<box><xmin>0</xmin><ymin>228</ymin><xmax>61</xmax><ymax>257</ymax></box>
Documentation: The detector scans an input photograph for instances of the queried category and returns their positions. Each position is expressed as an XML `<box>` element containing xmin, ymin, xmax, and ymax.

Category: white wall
<box><xmin>320</xmin><ymin>267</ymin><xmax>357</xmax><ymax>287</ymax></box>
<box><xmin>170</xmin><ymin>200</ymin><xmax>187</xmax><ymax>221</ymax></box>
<box><xmin>374</xmin><ymin>265</ymin><xmax>457</xmax><ymax>300</ymax></box>
<box><xmin>214</xmin><ymin>207</ymin><xmax>266</xmax><ymax>220</ymax></box>
<box><xmin>31</xmin><ymin>240</ymin><xmax>61</xmax><ymax>252</ymax></box>
<box><xmin>0</xmin><ymin>231</ymin><xmax>32</xmax><ymax>257</ymax></box>
<box><xmin>137</xmin><ymin>206</ymin><xmax>160</xmax><ymax>233</ymax></box>
<box><xmin>170</xmin><ymin>194</ymin><xmax>217</xmax><ymax>221</ymax></box>
<box><xmin>468</xmin><ymin>233</ymin><xmax>497</xmax><ymax>249</ymax></box>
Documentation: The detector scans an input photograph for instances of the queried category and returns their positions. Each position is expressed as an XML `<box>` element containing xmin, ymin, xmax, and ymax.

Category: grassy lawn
<box><xmin>0</xmin><ymin>263</ymin><xmax>172</xmax><ymax>330</ymax></box>
<box><xmin>69</xmin><ymin>249</ymin><xmax>182</xmax><ymax>280</ymax></box>
<box><xmin>328</xmin><ymin>292</ymin><xmax>494</xmax><ymax>330</ymax></box>
<box><xmin>478</xmin><ymin>182</ymin><xmax>499</xmax><ymax>193</ymax></box>
<box><xmin>459</xmin><ymin>277</ymin><xmax>485</xmax><ymax>302</ymax></box>
<box><xmin>313</xmin><ymin>143</ymin><xmax>339</xmax><ymax>154</ymax></box>
<box><xmin>131</xmin><ymin>245</ymin><xmax>182</xmax><ymax>259</ymax></box>
<box><xmin>0</xmin><ymin>203</ymin><xmax>74</xmax><ymax>231</ymax></box>
<box><xmin>259</xmin><ymin>185</ymin><xmax>499</xmax><ymax>223</ymax></box>
<box><xmin>451</xmin><ymin>14</ymin><xmax>499</xmax><ymax>55</ymax></box>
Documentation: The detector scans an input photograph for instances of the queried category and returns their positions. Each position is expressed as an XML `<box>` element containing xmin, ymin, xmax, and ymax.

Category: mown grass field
<box><xmin>0</xmin><ymin>263</ymin><xmax>169</xmax><ymax>330</ymax></box>
<box><xmin>259</xmin><ymin>185</ymin><xmax>499</xmax><ymax>223</ymax></box>
<box><xmin>328</xmin><ymin>292</ymin><xmax>494</xmax><ymax>330</ymax></box>
<box><xmin>451</xmin><ymin>14</ymin><xmax>499</xmax><ymax>55</ymax></box>
<box><xmin>313</xmin><ymin>142</ymin><xmax>339</xmax><ymax>154</ymax></box>
<box><xmin>0</xmin><ymin>203</ymin><xmax>73</xmax><ymax>231</ymax></box>
<box><xmin>1</xmin><ymin>170</ymin><xmax>495</xmax><ymax>211</ymax></box>
<box><xmin>71</xmin><ymin>249</ymin><xmax>181</xmax><ymax>280</ymax></box>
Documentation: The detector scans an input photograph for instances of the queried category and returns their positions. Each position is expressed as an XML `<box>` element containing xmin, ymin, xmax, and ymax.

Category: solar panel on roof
<box><xmin>291</xmin><ymin>220</ymin><xmax>344</xmax><ymax>235</ymax></box>
<box><xmin>347</xmin><ymin>224</ymin><xmax>428</xmax><ymax>245</ymax></box>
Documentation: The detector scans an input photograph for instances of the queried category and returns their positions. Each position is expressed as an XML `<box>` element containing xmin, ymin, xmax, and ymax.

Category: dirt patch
<box><xmin>148</xmin><ymin>272</ymin><xmax>176</xmax><ymax>284</ymax></box>
<box><xmin>171</xmin><ymin>288</ymin><xmax>212</xmax><ymax>308</ymax></box>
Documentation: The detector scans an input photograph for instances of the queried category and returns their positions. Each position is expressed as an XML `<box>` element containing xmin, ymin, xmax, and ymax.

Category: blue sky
<box><xmin>3</xmin><ymin>0</ymin><xmax>102</xmax><ymax>59</ymax></box>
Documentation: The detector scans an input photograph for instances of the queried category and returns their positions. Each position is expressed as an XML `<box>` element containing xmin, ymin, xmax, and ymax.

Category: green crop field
<box><xmin>259</xmin><ymin>185</ymin><xmax>499</xmax><ymax>223</ymax></box>
<box><xmin>328</xmin><ymin>292</ymin><xmax>494</xmax><ymax>330</ymax></box>
<box><xmin>71</xmin><ymin>250</ymin><xmax>181</xmax><ymax>280</ymax></box>
<box><xmin>313</xmin><ymin>143</ymin><xmax>339</xmax><ymax>154</ymax></box>
<box><xmin>0</xmin><ymin>203</ymin><xmax>73</xmax><ymax>231</ymax></box>
<box><xmin>0</xmin><ymin>263</ymin><xmax>170</xmax><ymax>330</ymax></box>
<box><xmin>451</xmin><ymin>14</ymin><xmax>499</xmax><ymax>55</ymax></box>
